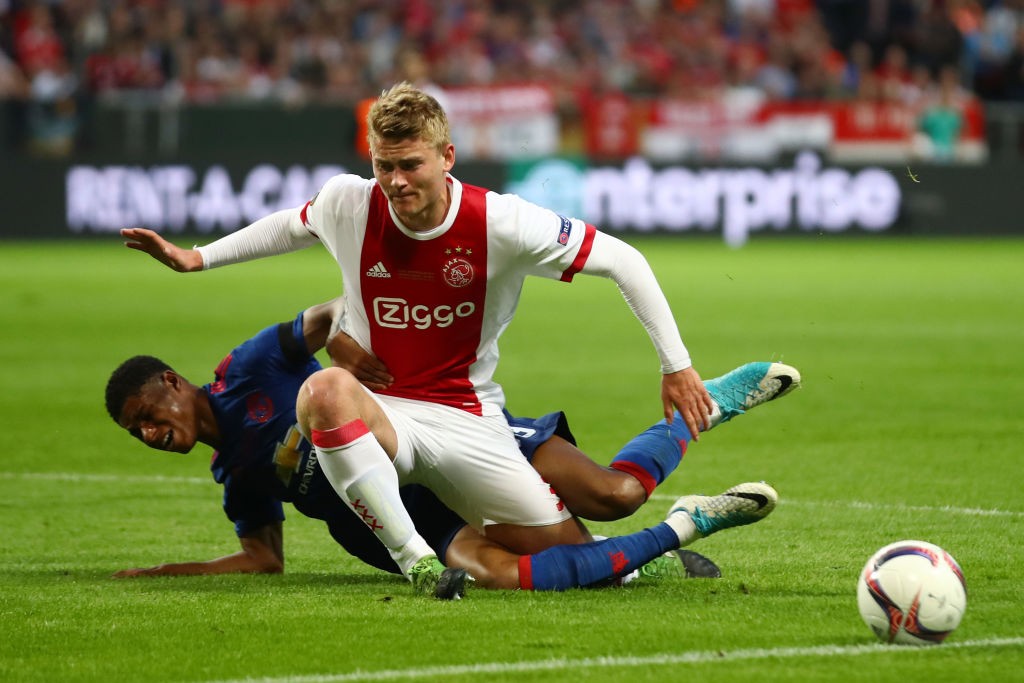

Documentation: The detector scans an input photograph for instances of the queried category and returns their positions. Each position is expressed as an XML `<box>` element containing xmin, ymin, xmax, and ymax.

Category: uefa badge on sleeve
<box><xmin>557</xmin><ymin>215</ymin><xmax>572</xmax><ymax>245</ymax></box>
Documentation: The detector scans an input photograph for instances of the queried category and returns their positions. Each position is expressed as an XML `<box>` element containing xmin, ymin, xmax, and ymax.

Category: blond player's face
<box><xmin>371</xmin><ymin>136</ymin><xmax>455</xmax><ymax>231</ymax></box>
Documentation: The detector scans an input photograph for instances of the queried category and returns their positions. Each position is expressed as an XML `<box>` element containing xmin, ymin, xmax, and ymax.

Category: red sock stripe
<box><xmin>311</xmin><ymin>420</ymin><xmax>370</xmax><ymax>448</ymax></box>
<box><xmin>518</xmin><ymin>555</ymin><xmax>534</xmax><ymax>591</ymax></box>
<box><xmin>610</xmin><ymin>461</ymin><xmax>658</xmax><ymax>499</ymax></box>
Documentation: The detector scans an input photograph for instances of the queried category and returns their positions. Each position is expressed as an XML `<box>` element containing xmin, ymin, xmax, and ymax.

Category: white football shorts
<box><xmin>367</xmin><ymin>392</ymin><xmax>571</xmax><ymax>530</ymax></box>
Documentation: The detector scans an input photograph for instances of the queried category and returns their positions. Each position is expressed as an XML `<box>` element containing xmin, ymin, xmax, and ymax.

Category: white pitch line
<box><xmin>649</xmin><ymin>493</ymin><xmax>1024</xmax><ymax>518</ymax></box>
<box><xmin>204</xmin><ymin>636</ymin><xmax>1024</xmax><ymax>683</ymax></box>
<box><xmin>1</xmin><ymin>472</ymin><xmax>1021</xmax><ymax>518</ymax></box>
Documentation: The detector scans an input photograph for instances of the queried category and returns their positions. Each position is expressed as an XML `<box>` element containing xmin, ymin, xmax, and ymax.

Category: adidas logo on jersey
<box><xmin>366</xmin><ymin>261</ymin><xmax>391</xmax><ymax>278</ymax></box>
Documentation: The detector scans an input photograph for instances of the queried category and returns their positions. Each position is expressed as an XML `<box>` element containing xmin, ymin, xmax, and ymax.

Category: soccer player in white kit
<box><xmin>120</xmin><ymin>82</ymin><xmax>715</xmax><ymax>594</ymax></box>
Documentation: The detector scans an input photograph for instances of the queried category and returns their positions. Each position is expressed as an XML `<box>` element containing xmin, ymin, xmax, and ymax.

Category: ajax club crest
<box><xmin>442</xmin><ymin>248</ymin><xmax>474</xmax><ymax>288</ymax></box>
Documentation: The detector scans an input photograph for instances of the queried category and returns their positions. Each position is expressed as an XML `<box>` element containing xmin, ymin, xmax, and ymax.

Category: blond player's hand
<box><xmin>661</xmin><ymin>367</ymin><xmax>714</xmax><ymax>441</ymax></box>
<box><xmin>121</xmin><ymin>227</ymin><xmax>204</xmax><ymax>272</ymax></box>
<box><xmin>327</xmin><ymin>330</ymin><xmax>394</xmax><ymax>391</ymax></box>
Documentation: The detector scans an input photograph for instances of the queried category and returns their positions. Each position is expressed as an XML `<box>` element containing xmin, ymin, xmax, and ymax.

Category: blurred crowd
<box><xmin>2</xmin><ymin>0</ymin><xmax>1024</xmax><ymax>153</ymax></box>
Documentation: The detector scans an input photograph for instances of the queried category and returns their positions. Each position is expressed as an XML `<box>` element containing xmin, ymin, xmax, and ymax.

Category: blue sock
<box><xmin>519</xmin><ymin>523</ymin><xmax>680</xmax><ymax>591</ymax></box>
<box><xmin>609</xmin><ymin>411</ymin><xmax>692</xmax><ymax>498</ymax></box>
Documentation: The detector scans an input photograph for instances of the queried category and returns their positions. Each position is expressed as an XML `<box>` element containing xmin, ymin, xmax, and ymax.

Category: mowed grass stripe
<box><xmin>3</xmin><ymin>471</ymin><xmax>1020</xmax><ymax>519</ymax></box>
<box><xmin>3</xmin><ymin>238</ymin><xmax>1020</xmax><ymax>683</ymax></box>
<box><xmin>0</xmin><ymin>471</ymin><xmax>211</xmax><ymax>486</ymax></box>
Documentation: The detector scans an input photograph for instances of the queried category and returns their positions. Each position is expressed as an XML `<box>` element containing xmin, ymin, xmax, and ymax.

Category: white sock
<box><xmin>706</xmin><ymin>400</ymin><xmax>723</xmax><ymax>431</ymax></box>
<box><xmin>664</xmin><ymin>509</ymin><xmax>701</xmax><ymax>546</ymax></box>
<box><xmin>312</xmin><ymin>422</ymin><xmax>434</xmax><ymax>576</ymax></box>
<box><xmin>620</xmin><ymin>569</ymin><xmax>640</xmax><ymax>585</ymax></box>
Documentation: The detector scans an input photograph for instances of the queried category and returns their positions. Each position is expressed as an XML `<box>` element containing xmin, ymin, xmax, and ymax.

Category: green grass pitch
<box><xmin>1</xmin><ymin>236</ymin><xmax>1022</xmax><ymax>682</ymax></box>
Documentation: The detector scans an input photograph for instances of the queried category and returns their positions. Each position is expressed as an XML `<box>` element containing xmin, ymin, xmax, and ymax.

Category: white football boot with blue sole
<box><xmin>668</xmin><ymin>482</ymin><xmax>778</xmax><ymax>539</ymax></box>
<box><xmin>704</xmin><ymin>362</ymin><xmax>800</xmax><ymax>428</ymax></box>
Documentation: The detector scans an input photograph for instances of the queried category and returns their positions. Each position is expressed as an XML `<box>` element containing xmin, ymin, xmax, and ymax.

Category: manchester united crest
<box><xmin>442</xmin><ymin>257</ymin><xmax>474</xmax><ymax>288</ymax></box>
<box><xmin>246</xmin><ymin>392</ymin><xmax>274</xmax><ymax>423</ymax></box>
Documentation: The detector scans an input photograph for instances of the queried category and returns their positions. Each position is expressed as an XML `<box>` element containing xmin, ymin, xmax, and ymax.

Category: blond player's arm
<box><xmin>581</xmin><ymin>231</ymin><xmax>690</xmax><ymax>373</ymax></box>
<box><xmin>580</xmin><ymin>231</ymin><xmax>713</xmax><ymax>436</ymax></box>
<box><xmin>121</xmin><ymin>209</ymin><xmax>315</xmax><ymax>272</ymax></box>
<box><xmin>196</xmin><ymin>209</ymin><xmax>318</xmax><ymax>269</ymax></box>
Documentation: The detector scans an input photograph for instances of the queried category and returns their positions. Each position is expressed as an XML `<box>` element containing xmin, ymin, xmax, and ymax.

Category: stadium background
<box><xmin>3</xmin><ymin>4</ymin><xmax>1024</xmax><ymax>681</ymax></box>
<box><xmin>2</xmin><ymin>0</ymin><xmax>1023</xmax><ymax>241</ymax></box>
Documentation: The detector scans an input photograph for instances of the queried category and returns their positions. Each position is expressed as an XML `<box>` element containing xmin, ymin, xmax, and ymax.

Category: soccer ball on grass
<box><xmin>856</xmin><ymin>540</ymin><xmax>966</xmax><ymax>645</ymax></box>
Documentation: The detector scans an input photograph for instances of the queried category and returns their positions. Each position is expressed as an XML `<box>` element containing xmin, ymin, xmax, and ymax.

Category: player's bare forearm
<box><xmin>112</xmin><ymin>554</ymin><xmax>271</xmax><ymax>577</ymax></box>
<box><xmin>662</xmin><ymin>367</ymin><xmax>713</xmax><ymax>440</ymax></box>
<box><xmin>120</xmin><ymin>227</ymin><xmax>204</xmax><ymax>272</ymax></box>
<box><xmin>112</xmin><ymin>524</ymin><xmax>284</xmax><ymax>578</ymax></box>
<box><xmin>301</xmin><ymin>298</ymin><xmax>345</xmax><ymax>354</ymax></box>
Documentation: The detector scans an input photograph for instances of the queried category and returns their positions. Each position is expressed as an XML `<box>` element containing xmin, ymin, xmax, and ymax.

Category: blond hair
<box><xmin>367</xmin><ymin>82</ymin><xmax>451</xmax><ymax>153</ymax></box>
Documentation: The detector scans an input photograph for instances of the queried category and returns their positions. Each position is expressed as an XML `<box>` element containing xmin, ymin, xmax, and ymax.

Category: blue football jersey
<box><xmin>205</xmin><ymin>311</ymin><xmax>321</xmax><ymax>535</ymax></box>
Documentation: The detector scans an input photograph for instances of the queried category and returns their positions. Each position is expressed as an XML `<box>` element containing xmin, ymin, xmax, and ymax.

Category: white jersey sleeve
<box><xmin>485</xmin><ymin>192</ymin><xmax>593</xmax><ymax>280</ymax></box>
<box><xmin>197</xmin><ymin>208</ymin><xmax>317</xmax><ymax>270</ymax></box>
<box><xmin>488</xmin><ymin>192</ymin><xmax>691</xmax><ymax>374</ymax></box>
<box><xmin>298</xmin><ymin>173</ymin><xmax>376</xmax><ymax>245</ymax></box>
<box><xmin>581</xmin><ymin>231</ymin><xmax>691</xmax><ymax>373</ymax></box>
<box><xmin>295</xmin><ymin>173</ymin><xmax>378</xmax><ymax>352</ymax></box>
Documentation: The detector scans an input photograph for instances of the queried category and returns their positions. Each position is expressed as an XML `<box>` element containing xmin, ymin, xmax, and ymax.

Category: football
<box><xmin>856</xmin><ymin>540</ymin><xmax>967</xmax><ymax>645</ymax></box>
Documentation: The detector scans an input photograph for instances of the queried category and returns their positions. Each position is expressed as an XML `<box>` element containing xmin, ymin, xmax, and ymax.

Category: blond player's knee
<box><xmin>298</xmin><ymin>367</ymin><xmax>364</xmax><ymax>425</ymax></box>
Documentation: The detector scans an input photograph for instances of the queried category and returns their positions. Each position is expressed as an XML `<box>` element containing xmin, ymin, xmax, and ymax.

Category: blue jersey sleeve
<box><xmin>223</xmin><ymin>471</ymin><xmax>286</xmax><ymax>537</ymax></box>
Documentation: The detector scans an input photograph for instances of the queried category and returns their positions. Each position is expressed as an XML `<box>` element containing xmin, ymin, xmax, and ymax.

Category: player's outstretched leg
<box><xmin>606</xmin><ymin>362</ymin><xmax>798</xmax><ymax>508</ymax></box>
<box><xmin>703</xmin><ymin>362</ymin><xmax>800</xmax><ymax>429</ymax></box>
<box><xmin>665</xmin><ymin>481</ymin><xmax>778</xmax><ymax>545</ymax></box>
<box><xmin>408</xmin><ymin>556</ymin><xmax>471</xmax><ymax>600</ymax></box>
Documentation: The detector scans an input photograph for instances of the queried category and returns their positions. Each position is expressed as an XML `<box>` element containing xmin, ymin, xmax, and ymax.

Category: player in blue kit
<box><xmin>106</xmin><ymin>298</ymin><xmax>798</xmax><ymax>596</ymax></box>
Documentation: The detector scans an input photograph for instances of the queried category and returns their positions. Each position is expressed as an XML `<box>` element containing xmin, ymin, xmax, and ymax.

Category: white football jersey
<box><xmin>300</xmin><ymin>174</ymin><xmax>595</xmax><ymax>416</ymax></box>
